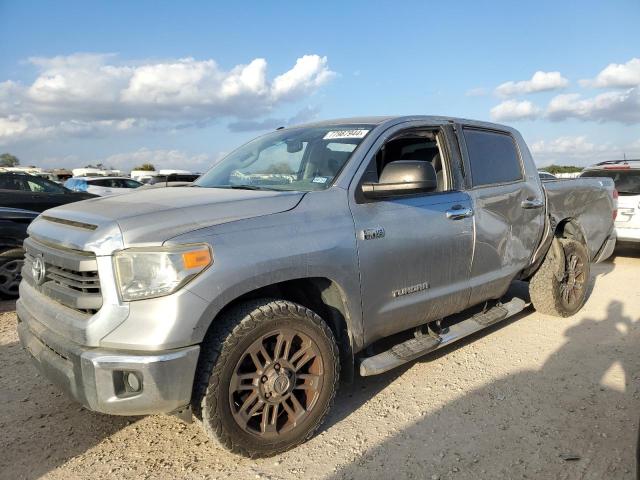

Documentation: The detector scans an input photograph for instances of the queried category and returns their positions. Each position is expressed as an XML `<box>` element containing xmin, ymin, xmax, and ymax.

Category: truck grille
<box><xmin>22</xmin><ymin>237</ymin><xmax>103</xmax><ymax>314</ymax></box>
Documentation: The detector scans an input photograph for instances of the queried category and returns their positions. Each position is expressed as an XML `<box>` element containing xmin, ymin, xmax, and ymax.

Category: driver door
<box><xmin>349</xmin><ymin>125</ymin><xmax>474</xmax><ymax>344</ymax></box>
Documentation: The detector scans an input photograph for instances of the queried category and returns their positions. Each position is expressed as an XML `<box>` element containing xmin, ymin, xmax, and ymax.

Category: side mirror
<box><xmin>362</xmin><ymin>160</ymin><xmax>437</xmax><ymax>198</ymax></box>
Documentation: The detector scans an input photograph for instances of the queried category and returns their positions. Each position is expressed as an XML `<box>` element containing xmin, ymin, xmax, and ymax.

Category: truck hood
<box><xmin>29</xmin><ymin>187</ymin><xmax>305</xmax><ymax>253</ymax></box>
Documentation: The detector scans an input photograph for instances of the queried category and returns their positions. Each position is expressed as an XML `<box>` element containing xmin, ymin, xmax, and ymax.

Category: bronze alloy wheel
<box><xmin>529</xmin><ymin>237</ymin><xmax>590</xmax><ymax>317</ymax></box>
<box><xmin>560</xmin><ymin>251</ymin><xmax>586</xmax><ymax>309</ymax></box>
<box><xmin>193</xmin><ymin>299</ymin><xmax>339</xmax><ymax>457</ymax></box>
<box><xmin>229</xmin><ymin>328</ymin><xmax>324</xmax><ymax>438</ymax></box>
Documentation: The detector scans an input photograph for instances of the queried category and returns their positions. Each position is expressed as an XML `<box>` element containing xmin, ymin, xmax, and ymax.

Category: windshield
<box><xmin>195</xmin><ymin>125</ymin><xmax>372</xmax><ymax>191</ymax></box>
<box><xmin>581</xmin><ymin>169</ymin><xmax>640</xmax><ymax>195</ymax></box>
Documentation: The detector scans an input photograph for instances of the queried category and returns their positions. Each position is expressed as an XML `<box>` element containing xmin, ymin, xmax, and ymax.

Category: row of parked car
<box><xmin>0</xmin><ymin>171</ymin><xmax>200</xmax><ymax>297</ymax></box>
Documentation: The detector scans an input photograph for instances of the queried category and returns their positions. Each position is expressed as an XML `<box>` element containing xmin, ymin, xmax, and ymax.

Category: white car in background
<box><xmin>64</xmin><ymin>176</ymin><xmax>142</xmax><ymax>196</ymax></box>
<box><xmin>580</xmin><ymin>160</ymin><xmax>640</xmax><ymax>244</ymax></box>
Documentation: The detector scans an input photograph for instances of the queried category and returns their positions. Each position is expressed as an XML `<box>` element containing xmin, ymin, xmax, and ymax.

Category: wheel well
<box><xmin>520</xmin><ymin>216</ymin><xmax>587</xmax><ymax>281</ymax></box>
<box><xmin>555</xmin><ymin>218</ymin><xmax>586</xmax><ymax>244</ymax></box>
<box><xmin>208</xmin><ymin>278</ymin><xmax>355</xmax><ymax>382</ymax></box>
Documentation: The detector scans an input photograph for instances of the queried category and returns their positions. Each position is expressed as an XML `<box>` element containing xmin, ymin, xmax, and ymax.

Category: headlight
<box><xmin>113</xmin><ymin>244</ymin><xmax>212</xmax><ymax>301</ymax></box>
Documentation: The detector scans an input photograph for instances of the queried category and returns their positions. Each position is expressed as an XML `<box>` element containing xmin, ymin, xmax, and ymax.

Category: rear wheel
<box><xmin>529</xmin><ymin>238</ymin><xmax>590</xmax><ymax>317</ymax></box>
<box><xmin>192</xmin><ymin>299</ymin><xmax>340</xmax><ymax>457</ymax></box>
<box><xmin>0</xmin><ymin>248</ymin><xmax>24</xmax><ymax>298</ymax></box>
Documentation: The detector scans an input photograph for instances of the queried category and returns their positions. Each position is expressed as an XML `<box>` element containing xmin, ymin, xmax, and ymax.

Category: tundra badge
<box><xmin>393</xmin><ymin>282</ymin><xmax>430</xmax><ymax>298</ymax></box>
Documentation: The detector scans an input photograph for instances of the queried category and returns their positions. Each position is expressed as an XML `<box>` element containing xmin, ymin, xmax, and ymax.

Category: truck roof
<box><xmin>291</xmin><ymin>115</ymin><xmax>516</xmax><ymax>133</ymax></box>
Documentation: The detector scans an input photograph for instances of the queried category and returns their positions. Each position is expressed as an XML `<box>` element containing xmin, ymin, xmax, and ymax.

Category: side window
<box><xmin>0</xmin><ymin>175</ymin><xmax>28</xmax><ymax>190</ymax></box>
<box><xmin>463</xmin><ymin>129</ymin><xmax>523</xmax><ymax>186</ymax></box>
<box><xmin>26</xmin><ymin>177</ymin><xmax>65</xmax><ymax>193</ymax></box>
<box><xmin>366</xmin><ymin>129</ymin><xmax>449</xmax><ymax>193</ymax></box>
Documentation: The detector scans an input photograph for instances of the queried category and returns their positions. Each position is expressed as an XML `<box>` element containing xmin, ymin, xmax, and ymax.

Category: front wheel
<box><xmin>192</xmin><ymin>299</ymin><xmax>340</xmax><ymax>457</ymax></box>
<box><xmin>0</xmin><ymin>248</ymin><xmax>25</xmax><ymax>298</ymax></box>
<box><xmin>529</xmin><ymin>238</ymin><xmax>590</xmax><ymax>317</ymax></box>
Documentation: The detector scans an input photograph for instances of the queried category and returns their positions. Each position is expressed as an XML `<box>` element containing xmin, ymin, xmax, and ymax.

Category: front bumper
<box><xmin>17</xmin><ymin>300</ymin><xmax>200</xmax><ymax>416</ymax></box>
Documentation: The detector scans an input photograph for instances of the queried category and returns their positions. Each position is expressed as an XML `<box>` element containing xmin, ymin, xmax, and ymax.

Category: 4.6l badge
<box><xmin>361</xmin><ymin>226</ymin><xmax>385</xmax><ymax>241</ymax></box>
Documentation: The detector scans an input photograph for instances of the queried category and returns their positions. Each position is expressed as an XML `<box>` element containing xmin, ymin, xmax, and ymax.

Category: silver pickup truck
<box><xmin>17</xmin><ymin>116</ymin><xmax>616</xmax><ymax>457</ymax></box>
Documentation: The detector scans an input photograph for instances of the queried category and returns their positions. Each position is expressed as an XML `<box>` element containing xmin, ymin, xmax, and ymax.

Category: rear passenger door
<box><xmin>459</xmin><ymin>127</ymin><xmax>545</xmax><ymax>305</ymax></box>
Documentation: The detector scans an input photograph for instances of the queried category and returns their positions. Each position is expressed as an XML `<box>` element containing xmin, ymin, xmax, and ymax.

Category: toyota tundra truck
<box><xmin>17</xmin><ymin>116</ymin><xmax>616</xmax><ymax>457</ymax></box>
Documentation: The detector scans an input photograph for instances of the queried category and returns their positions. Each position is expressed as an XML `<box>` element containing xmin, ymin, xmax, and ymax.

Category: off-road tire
<box><xmin>529</xmin><ymin>238</ymin><xmax>590</xmax><ymax>317</ymax></box>
<box><xmin>0</xmin><ymin>248</ymin><xmax>25</xmax><ymax>298</ymax></box>
<box><xmin>191</xmin><ymin>299</ymin><xmax>340</xmax><ymax>457</ymax></box>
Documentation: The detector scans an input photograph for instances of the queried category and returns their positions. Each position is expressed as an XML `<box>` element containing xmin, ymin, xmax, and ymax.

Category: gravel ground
<box><xmin>1</xmin><ymin>247</ymin><xmax>639</xmax><ymax>480</ymax></box>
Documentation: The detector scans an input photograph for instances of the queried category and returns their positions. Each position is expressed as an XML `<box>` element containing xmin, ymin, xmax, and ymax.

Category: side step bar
<box><xmin>359</xmin><ymin>297</ymin><xmax>527</xmax><ymax>376</ymax></box>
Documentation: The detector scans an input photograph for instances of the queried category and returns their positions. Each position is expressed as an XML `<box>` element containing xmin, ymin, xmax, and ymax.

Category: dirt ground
<box><xmin>1</xmin><ymin>247</ymin><xmax>639</xmax><ymax>480</ymax></box>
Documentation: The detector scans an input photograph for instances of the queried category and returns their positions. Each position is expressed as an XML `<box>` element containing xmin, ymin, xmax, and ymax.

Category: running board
<box><xmin>359</xmin><ymin>297</ymin><xmax>527</xmax><ymax>376</ymax></box>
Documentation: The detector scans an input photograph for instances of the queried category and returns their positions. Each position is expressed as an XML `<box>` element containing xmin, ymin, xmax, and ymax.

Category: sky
<box><xmin>0</xmin><ymin>0</ymin><xmax>639</xmax><ymax>171</ymax></box>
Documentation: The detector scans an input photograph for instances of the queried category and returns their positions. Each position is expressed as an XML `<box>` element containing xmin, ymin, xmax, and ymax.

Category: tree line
<box><xmin>0</xmin><ymin>153</ymin><xmax>157</xmax><ymax>173</ymax></box>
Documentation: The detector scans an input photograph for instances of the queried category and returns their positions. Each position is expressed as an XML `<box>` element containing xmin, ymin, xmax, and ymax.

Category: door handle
<box><xmin>445</xmin><ymin>206</ymin><xmax>474</xmax><ymax>220</ymax></box>
<box><xmin>521</xmin><ymin>198</ymin><xmax>544</xmax><ymax>209</ymax></box>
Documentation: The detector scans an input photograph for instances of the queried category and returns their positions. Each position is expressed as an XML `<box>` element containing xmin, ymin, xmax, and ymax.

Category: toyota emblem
<box><xmin>32</xmin><ymin>255</ymin><xmax>46</xmax><ymax>285</ymax></box>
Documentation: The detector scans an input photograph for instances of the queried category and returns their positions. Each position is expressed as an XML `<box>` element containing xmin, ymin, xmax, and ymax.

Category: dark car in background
<box><xmin>0</xmin><ymin>172</ymin><xmax>96</xmax><ymax>212</ymax></box>
<box><xmin>0</xmin><ymin>207</ymin><xmax>38</xmax><ymax>297</ymax></box>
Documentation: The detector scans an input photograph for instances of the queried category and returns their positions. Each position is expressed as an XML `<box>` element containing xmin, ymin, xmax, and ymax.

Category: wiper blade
<box><xmin>228</xmin><ymin>185</ymin><xmax>279</xmax><ymax>191</ymax></box>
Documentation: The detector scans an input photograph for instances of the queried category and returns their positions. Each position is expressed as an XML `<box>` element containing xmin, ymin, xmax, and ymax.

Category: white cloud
<box><xmin>0</xmin><ymin>113</ymin><xmax>143</xmax><ymax>145</ymax></box>
<box><xmin>495</xmin><ymin>71</ymin><xmax>569</xmax><ymax>97</ymax></box>
<box><xmin>0</xmin><ymin>115</ymin><xmax>29</xmax><ymax>140</ymax></box>
<box><xmin>529</xmin><ymin>135</ymin><xmax>640</xmax><ymax>166</ymax></box>
<box><xmin>530</xmin><ymin>136</ymin><xmax>600</xmax><ymax>155</ymax></box>
<box><xmin>490</xmin><ymin>100</ymin><xmax>541</xmax><ymax>121</ymax></box>
<box><xmin>546</xmin><ymin>88</ymin><xmax>640</xmax><ymax>124</ymax></box>
<box><xmin>580</xmin><ymin>58</ymin><xmax>640</xmax><ymax>88</ymax></box>
<box><xmin>0</xmin><ymin>53</ymin><xmax>336</xmax><ymax>144</ymax></box>
<box><xmin>227</xmin><ymin>105</ymin><xmax>320</xmax><ymax>132</ymax></box>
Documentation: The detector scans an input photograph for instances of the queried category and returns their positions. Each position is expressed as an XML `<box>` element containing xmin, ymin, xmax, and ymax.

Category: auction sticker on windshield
<box><xmin>323</xmin><ymin>129</ymin><xmax>369</xmax><ymax>140</ymax></box>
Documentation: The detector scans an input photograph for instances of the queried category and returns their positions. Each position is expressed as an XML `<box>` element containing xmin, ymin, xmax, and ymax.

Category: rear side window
<box><xmin>581</xmin><ymin>169</ymin><xmax>640</xmax><ymax>195</ymax></box>
<box><xmin>89</xmin><ymin>179</ymin><xmax>109</xmax><ymax>187</ymax></box>
<box><xmin>122</xmin><ymin>179</ymin><xmax>142</xmax><ymax>188</ymax></box>
<box><xmin>463</xmin><ymin>129</ymin><xmax>523</xmax><ymax>186</ymax></box>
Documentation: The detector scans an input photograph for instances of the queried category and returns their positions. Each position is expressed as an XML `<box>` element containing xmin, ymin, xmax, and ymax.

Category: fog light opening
<box><xmin>123</xmin><ymin>371</ymin><xmax>142</xmax><ymax>393</ymax></box>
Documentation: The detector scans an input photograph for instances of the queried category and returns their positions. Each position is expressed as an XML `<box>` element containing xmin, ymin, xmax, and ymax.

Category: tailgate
<box><xmin>615</xmin><ymin>194</ymin><xmax>640</xmax><ymax>228</ymax></box>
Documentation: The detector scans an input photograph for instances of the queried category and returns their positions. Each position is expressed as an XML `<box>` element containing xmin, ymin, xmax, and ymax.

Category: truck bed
<box><xmin>543</xmin><ymin>177</ymin><xmax>615</xmax><ymax>260</ymax></box>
